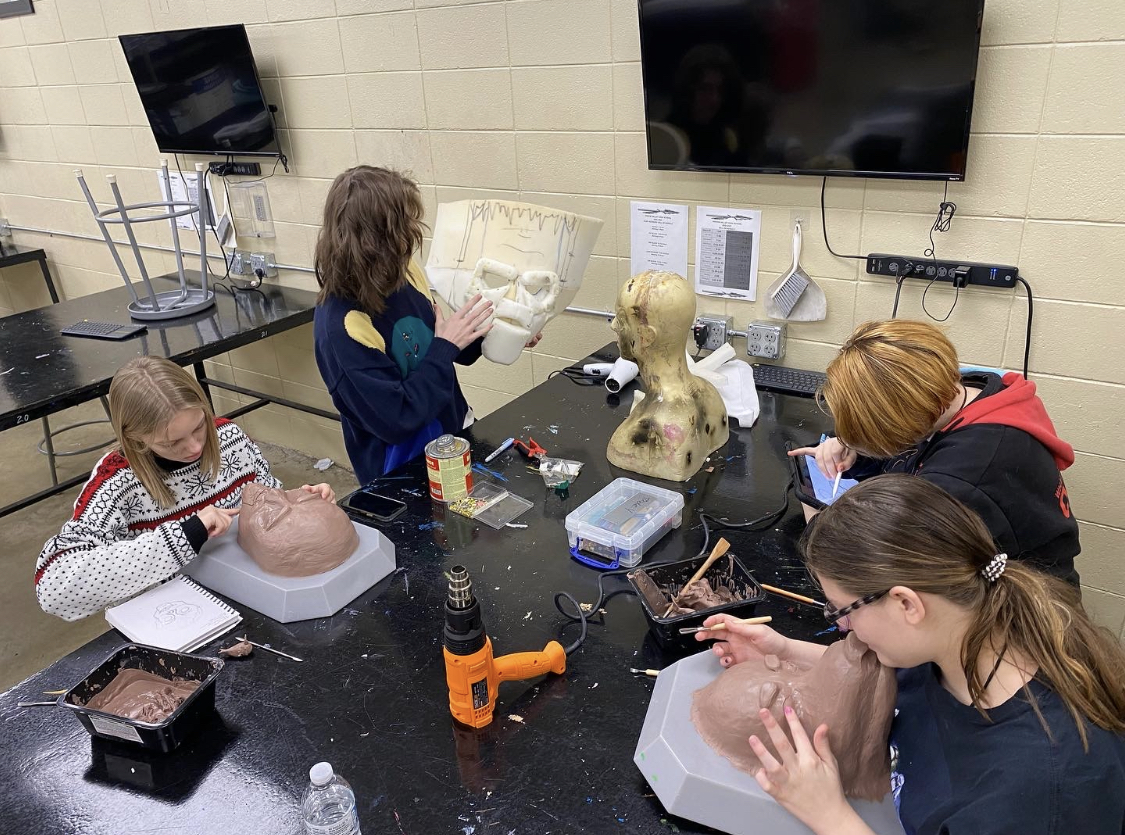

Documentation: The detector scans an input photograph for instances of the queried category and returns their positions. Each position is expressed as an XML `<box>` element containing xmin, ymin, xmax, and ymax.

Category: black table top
<box><xmin>0</xmin><ymin>343</ymin><xmax>836</xmax><ymax>835</ymax></box>
<box><xmin>0</xmin><ymin>243</ymin><xmax>47</xmax><ymax>266</ymax></box>
<box><xmin>0</xmin><ymin>274</ymin><xmax>318</xmax><ymax>430</ymax></box>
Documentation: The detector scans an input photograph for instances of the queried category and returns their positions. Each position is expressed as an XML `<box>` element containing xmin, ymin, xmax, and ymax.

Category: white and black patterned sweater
<box><xmin>36</xmin><ymin>419</ymin><xmax>281</xmax><ymax>622</ymax></box>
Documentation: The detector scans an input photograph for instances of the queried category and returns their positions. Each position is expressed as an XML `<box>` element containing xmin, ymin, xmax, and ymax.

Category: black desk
<box><xmin>0</xmin><ymin>344</ymin><xmax>834</xmax><ymax>834</ymax></box>
<box><xmin>0</xmin><ymin>275</ymin><xmax>332</xmax><ymax>517</ymax></box>
<box><xmin>0</xmin><ymin>243</ymin><xmax>59</xmax><ymax>304</ymax></box>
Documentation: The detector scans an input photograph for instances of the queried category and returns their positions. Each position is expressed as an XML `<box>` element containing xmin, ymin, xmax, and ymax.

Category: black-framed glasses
<box><xmin>823</xmin><ymin>590</ymin><xmax>889</xmax><ymax>632</ymax></box>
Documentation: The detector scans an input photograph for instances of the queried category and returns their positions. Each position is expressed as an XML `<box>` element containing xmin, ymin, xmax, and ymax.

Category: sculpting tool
<box><xmin>18</xmin><ymin>701</ymin><xmax>57</xmax><ymax>708</ymax></box>
<box><xmin>662</xmin><ymin>538</ymin><xmax>731</xmax><ymax>618</ymax></box>
<box><xmin>831</xmin><ymin>469</ymin><xmax>842</xmax><ymax>500</ymax></box>
<box><xmin>484</xmin><ymin>437</ymin><xmax>515</xmax><ymax>463</ymax></box>
<box><xmin>678</xmin><ymin>615</ymin><xmax>772</xmax><ymax>635</ymax></box>
<box><xmin>759</xmin><ymin>584</ymin><xmax>824</xmax><ymax>608</ymax></box>
<box><xmin>237</xmin><ymin>636</ymin><xmax>303</xmax><ymax>662</ymax></box>
<box><xmin>629</xmin><ymin>668</ymin><xmax>661</xmax><ymax>678</ymax></box>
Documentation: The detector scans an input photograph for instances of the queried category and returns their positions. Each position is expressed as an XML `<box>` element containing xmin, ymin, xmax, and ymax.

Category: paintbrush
<box><xmin>678</xmin><ymin>615</ymin><xmax>773</xmax><ymax>635</ymax></box>
<box><xmin>662</xmin><ymin>538</ymin><xmax>731</xmax><ymax>618</ymax></box>
<box><xmin>759</xmin><ymin>584</ymin><xmax>824</xmax><ymax>608</ymax></box>
<box><xmin>237</xmin><ymin>636</ymin><xmax>304</xmax><ymax>662</ymax></box>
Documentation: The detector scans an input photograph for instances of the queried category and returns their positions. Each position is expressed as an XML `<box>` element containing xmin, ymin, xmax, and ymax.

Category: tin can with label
<box><xmin>425</xmin><ymin>434</ymin><xmax>473</xmax><ymax>503</ymax></box>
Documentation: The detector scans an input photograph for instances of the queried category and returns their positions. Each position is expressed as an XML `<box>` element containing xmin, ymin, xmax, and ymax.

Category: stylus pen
<box><xmin>484</xmin><ymin>437</ymin><xmax>514</xmax><ymax>463</ymax></box>
<box><xmin>831</xmin><ymin>470</ymin><xmax>842</xmax><ymax>499</ymax></box>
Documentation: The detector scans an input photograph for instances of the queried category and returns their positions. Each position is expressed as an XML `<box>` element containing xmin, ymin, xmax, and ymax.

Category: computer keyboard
<box><xmin>60</xmin><ymin>321</ymin><xmax>147</xmax><ymax>340</ymax></box>
<box><xmin>751</xmin><ymin>363</ymin><xmax>827</xmax><ymax>398</ymax></box>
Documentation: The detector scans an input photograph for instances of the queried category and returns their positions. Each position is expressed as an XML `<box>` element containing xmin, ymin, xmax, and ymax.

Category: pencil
<box><xmin>759</xmin><ymin>583</ymin><xmax>824</xmax><ymax>608</ymax></box>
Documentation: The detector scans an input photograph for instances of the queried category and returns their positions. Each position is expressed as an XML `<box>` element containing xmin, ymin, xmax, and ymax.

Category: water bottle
<box><xmin>302</xmin><ymin>762</ymin><xmax>361</xmax><ymax>835</ymax></box>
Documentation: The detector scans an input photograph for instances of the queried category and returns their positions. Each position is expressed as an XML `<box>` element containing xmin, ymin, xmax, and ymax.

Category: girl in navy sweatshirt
<box><xmin>313</xmin><ymin>167</ymin><xmax>492</xmax><ymax>484</ymax></box>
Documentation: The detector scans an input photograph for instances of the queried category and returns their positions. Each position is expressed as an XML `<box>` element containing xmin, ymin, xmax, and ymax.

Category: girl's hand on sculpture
<box><xmin>301</xmin><ymin>483</ymin><xmax>335</xmax><ymax>503</ymax></box>
<box><xmin>749</xmin><ymin>707</ymin><xmax>868</xmax><ymax>835</ymax></box>
<box><xmin>197</xmin><ymin>505</ymin><xmax>239</xmax><ymax>538</ymax></box>
<box><xmin>435</xmin><ymin>294</ymin><xmax>493</xmax><ymax>350</ymax></box>
<box><xmin>788</xmin><ymin>437</ymin><xmax>856</xmax><ymax>480</ymax></box>
<box><xmin>698</xmin><ymin>615</ymin><xmax>789</xmax><ymax>666</ymax></box>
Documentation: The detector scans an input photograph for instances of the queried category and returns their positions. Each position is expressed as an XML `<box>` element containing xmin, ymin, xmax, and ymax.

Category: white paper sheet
<box><xmin>630</xmin><ymin>201</ymin><xmax>689</xmax><ymax>278</ymax></box>
<box><xmin>694</xmin><ymin>206</ymin><xmax>762</xmax><ymax>301</ymax></box>
<box><xmin>157</xmin><ymin>170</ymin><xmax>218</xmax><ymax>232</ymax></box>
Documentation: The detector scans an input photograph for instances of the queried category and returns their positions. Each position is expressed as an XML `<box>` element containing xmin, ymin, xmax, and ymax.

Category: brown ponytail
<box><xmin>801</xmin><ymin>475</ymin><xmax>1125</xmax><ymax>748</ymax></box>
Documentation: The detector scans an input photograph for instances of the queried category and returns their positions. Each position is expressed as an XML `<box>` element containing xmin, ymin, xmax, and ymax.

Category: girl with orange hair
<box><xmin>789</xmin><ymin>319</ymin><xmax>1079</xmax><ymax>584</ymax></box>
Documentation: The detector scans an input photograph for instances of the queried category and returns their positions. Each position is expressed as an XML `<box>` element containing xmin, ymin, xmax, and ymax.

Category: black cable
<box><xmin>890</xmin><ymin>274</ymin><xmax>907</xmax><ymax>319</ymax></box>
<box><xmin>553</xmin><ymin>479</ymin><xmax>792</xmax><ymax>654</ymax></box>
<box><xmin>1015</xmin><ymin>276</ymin><xmax>1034</xmax><ymax>379</ymax></box>
<box><xmin>547</xmin><ymin>367</ymin><xmax>606</xmax><ymax>387</ymax></box>
<box><xmin>919</xmin><ymin>186</ymin><xmax>960</xmax><ymax>322</ymax></box>
<box><xmin>821</xmin><ymin>177</ymin><xmax>866</xmax><ymax>261</ymax></box>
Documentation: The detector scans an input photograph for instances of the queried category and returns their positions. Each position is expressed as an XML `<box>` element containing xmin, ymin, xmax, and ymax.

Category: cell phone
<box><xmin>784</xmin><ymin>440</ymin><xmax>827</xmax><ymax>511</ymax></box>
<box><xmin>340</xmin><ymin>490</ymin><xmax>407</xmax><ymax>523</ymax></box>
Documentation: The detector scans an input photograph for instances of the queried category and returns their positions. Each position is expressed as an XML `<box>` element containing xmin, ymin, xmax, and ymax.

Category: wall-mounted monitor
<box><xmin>638</xmin><ymin>0</ymin><xmax>985</xmax><ymax>181</ymax></box>
<box><xmin>120</xmin><ymin>24</ymin><xmax>279</xmax><ymax>157</ymax></box>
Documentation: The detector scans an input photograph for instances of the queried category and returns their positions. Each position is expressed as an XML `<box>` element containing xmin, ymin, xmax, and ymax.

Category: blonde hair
<box><xmin>802</xmin><ymin>475</ymin><xmax>1125</xmax><ymax>749</ymax></box>
<box><xmin>821</xmin><ymin>319</ymin><xmax>961</xmax><ymax>458</ymax></box>
<box><xmin>107</xmin><ymin>357</ymin><xmax>220</xmax><ymax>508</ymax></box>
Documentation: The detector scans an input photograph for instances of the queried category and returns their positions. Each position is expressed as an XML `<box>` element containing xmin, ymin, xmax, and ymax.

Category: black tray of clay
<box><xmin>628</xmin><ymin>554</ymin><xmax>767</xmax><ymax>652</ymax></box>
<box><xmin>60</xmin><ymin>644</ymin><xmax>224</xmax><ymax>753</ymax></box>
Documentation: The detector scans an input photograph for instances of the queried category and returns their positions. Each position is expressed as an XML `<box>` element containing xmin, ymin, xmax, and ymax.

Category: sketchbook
<box><xmin>105</xmin><ymin>575</ymin><xmax>242</xmax><ymax>653</ymax></box>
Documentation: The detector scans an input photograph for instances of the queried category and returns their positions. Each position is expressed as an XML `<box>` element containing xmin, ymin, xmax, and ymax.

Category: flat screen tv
<box><xmin>120</xmin><ymin>25</ymin><xmax>279</xmax><ymax>157</ymax></box>
<box><xmin>637</xmin><ymin>0</ymin><xmax>984</xmax><ymax>180</ymax></box>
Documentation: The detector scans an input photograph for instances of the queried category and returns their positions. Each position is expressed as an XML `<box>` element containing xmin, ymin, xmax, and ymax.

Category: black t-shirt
<box><xmin>891</xmin><ymin>664</ymin><xmax>1125</xmax><ymax>835</ymax></box>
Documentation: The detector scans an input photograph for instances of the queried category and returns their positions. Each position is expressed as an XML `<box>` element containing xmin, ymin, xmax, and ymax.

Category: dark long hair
<box><xmin>314</xmin><ymin>166</ymin><xmax>426</xmax><ymax>315</ymax></box>
<box><xmin>801</xmin><ymin>475</ymin><xmax>1125</xmax><ymax>748</ymax></box>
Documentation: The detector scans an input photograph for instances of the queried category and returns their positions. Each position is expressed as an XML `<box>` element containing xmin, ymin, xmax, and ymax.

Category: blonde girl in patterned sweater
<box><xmin>36</xmin><ymin>357</ymin><xmax>334</xmax><ymax>622</ymax></box>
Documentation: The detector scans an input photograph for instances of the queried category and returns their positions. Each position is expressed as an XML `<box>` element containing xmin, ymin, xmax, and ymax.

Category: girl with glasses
<box><xmin>700</xmin><ymin>475</ymin><xmax>1125</xmax><ymax>835</ymax></box>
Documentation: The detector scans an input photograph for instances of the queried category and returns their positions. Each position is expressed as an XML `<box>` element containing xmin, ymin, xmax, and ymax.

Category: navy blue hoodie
<box><xmin>313</xmin><ymin>262</ymin><xmax>481</xmax><ymax>484</ymax></box>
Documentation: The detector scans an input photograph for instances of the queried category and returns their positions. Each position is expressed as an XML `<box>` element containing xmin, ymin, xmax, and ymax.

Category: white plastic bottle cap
<box><xmin>309</xmin><ymin>762</ymin><xmax>334</xmax><ymax>786</ymax></box>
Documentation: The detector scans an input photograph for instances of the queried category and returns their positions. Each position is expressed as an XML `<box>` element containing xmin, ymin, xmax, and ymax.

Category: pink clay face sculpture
<box><xmin>691</xmin><ymin>632</ymin><xmax>897</xmax><ymax>801</ymax></box>
<box><xmin>237</xmin><ymin>483</ymin><xmax>359</xmax><ymax>578</ymax></box>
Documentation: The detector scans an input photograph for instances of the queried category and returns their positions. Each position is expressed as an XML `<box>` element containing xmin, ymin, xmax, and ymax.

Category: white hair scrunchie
<box><xmin>981</xmin><ymin>552</ymin><xmax>1008</xmax><ymax>583</ymax></box>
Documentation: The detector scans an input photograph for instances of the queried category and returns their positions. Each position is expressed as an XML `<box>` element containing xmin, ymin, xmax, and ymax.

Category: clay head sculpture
<box><xmin>425</xmin><ymin>200</ymin><xmax>603</xmax><ymax>365</ymax></box>
<box><xmin>237</xmin><ymin>483</ymin><xmax>359</xmax><ymax>578</ymax></box>
<box><xmin>607</xmin><ymin>271</ymin><xmax>729</xmax><ymax>481</ymax></box>
<box><xmin>691</xmin><ymin>632</ymin><xmax>897</xmax><ymax>801</ymax></box>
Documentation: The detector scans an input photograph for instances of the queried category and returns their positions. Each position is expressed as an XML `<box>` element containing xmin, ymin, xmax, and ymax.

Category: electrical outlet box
<box><xmin>230</xmin><ymin>250</ymin><xmax>249</xmax><ymax>275</ymax></box>
<box><xmin>693</xmin><ymin>315</ymin><xmax>734</xmax><ymax>351</ymax></box>
<box><xmin>866</xmin><ymin>254</ymin><xmax>1018</xmax><ymax>289</ymax></box>
<box><xmin>249</xmin><ymin>252</ymin><xmax>277</xmax><ymax>278</ymax></box>
<box><xmin>746</xmin><ymin>321</ymin><xmax>786</xmax><ymax>360</ymax></box>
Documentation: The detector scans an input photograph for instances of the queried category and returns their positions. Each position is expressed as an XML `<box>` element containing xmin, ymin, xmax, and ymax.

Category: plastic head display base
<box><xmin>634</xmin><ymin>650</ymin><xmax>904</xmax><ymax>835</ymax></box>
<box><xmin>184</xmin><ymin>518</ymin><xmax>396</xmax><ymax>623</ymax></box>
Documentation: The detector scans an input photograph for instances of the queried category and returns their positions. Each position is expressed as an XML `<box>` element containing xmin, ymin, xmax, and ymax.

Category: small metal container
<box><xmin>60</xmin><ymin>643</ymin><xmax>224</xmax><ymax>753</ymax></box>
<box><xmin>629</xmin><ymin>554</ymin><xmax>767</xmax><ymax>652</ymax></box>
<box><xmin>425</xmin><ymin>433</ymin><xmax>473</xmax><ymax>503</ymax></box>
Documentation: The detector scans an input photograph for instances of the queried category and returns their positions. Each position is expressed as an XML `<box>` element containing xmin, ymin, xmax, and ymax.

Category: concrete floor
<box><xmin>0</xmin><ymin>401</ymin><xmax>358</xmax><ymax>692</ymax></box>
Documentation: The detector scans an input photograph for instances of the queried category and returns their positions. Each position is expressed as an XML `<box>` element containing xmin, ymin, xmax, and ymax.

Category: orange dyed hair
<box><xmin>821</xmin><ymin>319</ymin><xmax>961</xmax><ymax>458</ymax></box>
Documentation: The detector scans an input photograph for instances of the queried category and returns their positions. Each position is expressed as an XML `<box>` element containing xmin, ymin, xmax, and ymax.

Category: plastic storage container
<box><xmin>60</xmin><ymin>643</ymin><xmax>224</xmax><ymax>752</ymax></box>
<box><xmin>566</xmin><ymin>478</ymin><xmax>685</xmax><ymax>569</ymax></box>
<box><xmin>628</xmin><ymin>553</ymin><xmax>767</xmax><ymax>652</ymax></box>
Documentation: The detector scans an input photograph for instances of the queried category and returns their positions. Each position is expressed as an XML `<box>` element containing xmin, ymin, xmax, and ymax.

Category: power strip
<box><xmin>208</xmin><ymin>161</ymin><xmax>262</xmax><ymax>177</ymax></box>
<box><xmin>866</xmin><ymin>254</ymin><xmax>1018</xmax><ymax>289</ymax></box>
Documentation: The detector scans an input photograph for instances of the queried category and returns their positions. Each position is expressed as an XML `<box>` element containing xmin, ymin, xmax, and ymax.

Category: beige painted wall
<box><xmin>0</xmin><ymin>0</ymin><xmax>1122</xmax><ymax>632</ymax></box>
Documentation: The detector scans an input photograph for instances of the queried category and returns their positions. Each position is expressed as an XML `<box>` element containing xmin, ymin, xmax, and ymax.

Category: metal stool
<box><xmin>37</xmin><ymin>397</ymin><xmax>114</xmax><ymax>486</ymax></box>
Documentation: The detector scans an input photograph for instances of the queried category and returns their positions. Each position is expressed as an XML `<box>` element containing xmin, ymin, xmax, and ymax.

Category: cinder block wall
<box><xmin>0</xmin><ymin>0</ymin><xmax>1122</xmax><ymax>632</ymax></box>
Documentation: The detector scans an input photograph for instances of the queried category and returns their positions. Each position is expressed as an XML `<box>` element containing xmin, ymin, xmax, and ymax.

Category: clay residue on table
<box><xmin>85</xmin><ymin>668</ymin><xmax>200</xmax><ymax>724</ymax></box>
<box><xmin>690</xmin><ymin>632</ymin><xmax>897</xmax><ymax>801</ymax></box>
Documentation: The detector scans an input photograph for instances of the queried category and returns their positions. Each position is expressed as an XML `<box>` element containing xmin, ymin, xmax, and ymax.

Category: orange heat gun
<box><xmin>443</xmin><ymin>565</ymin><xmax>566</xmax><ymax>728</ymax></box>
